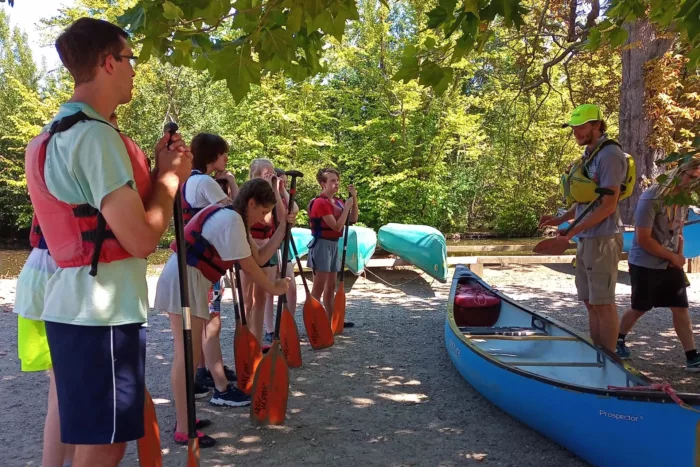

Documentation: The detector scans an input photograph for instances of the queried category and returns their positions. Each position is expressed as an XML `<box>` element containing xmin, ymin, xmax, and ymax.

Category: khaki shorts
<box><xmin>575</xmin><ymin>234</ymin><xmax>623</xmax><ymax>305</ymax></box>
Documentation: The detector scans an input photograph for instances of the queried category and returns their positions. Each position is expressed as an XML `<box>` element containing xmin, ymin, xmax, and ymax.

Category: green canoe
<box><xmin>377</xmin><ymin>223</ymin><xmax>447</xmax><ymax>282</ymax></box>
<box><xmin>338</xmin><ymin>226</ymin><xmax>377</xmax><ymax>275</ymax></box>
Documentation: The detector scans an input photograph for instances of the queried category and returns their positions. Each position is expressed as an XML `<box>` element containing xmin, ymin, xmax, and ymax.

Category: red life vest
<box><xmin>181</xmin><ymin>170</ymin><xmax>208</xmax><ymax>225</ymax></box>
<box><xmin>25</xmin><ymin>111</ymin><xmax>152</xmax><ymax>276</ymax></box>
<box><xmin>29</xmin><ymin>214</ymin><xmax>48</xmax><ymax>250</ymax></box>
<box><xmin>250</xmin><ymin>197</ymin><xmax>286</xmax><ymax>240</ymax></box>
<box><xmin>170</xmin><ymin>205</ymin><xmax>236</xmax><ymax>283</ymax></box>
<box><xmin>308</xmin><ymin>195</ymin><xmax>344</xmax><ymax>240</ymax></box>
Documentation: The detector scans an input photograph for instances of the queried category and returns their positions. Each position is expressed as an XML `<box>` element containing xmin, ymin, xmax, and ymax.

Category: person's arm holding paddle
<box><xmin>321</xmin><ymin>197</ymin><xmax>354</xmax><ymax>232</ymax></box>
<box><xmin>238</xmin><ymin>255</ymin><xmax>290</xmax><ymax>295</ymax></box>
<box><xmin>539</xmin><ymin>205</ymin><xmax>576</xmax><ymax>229</ymax></box>
<box><xmin>102</xmin><ymin>132</ymin><xmax>192</xmax><ymax>257</ymax></box>
<box><xmin>348</xmin><ymin>184</ymin><xmax>358</xmax><ymax>224</ymax></box>
<box><xmin>555</xmin><ymin>183</ymin><xmax>620</xmax><ymax>241</ymax></box>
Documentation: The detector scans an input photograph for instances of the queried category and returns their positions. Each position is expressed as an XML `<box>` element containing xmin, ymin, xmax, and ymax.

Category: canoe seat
<box><xmin>453</xmin><ymin>282</ymin><xmax>501</xmax><ymax>327</ymax></box>
<box><xmin>460</xmin><ymin>326</ymin><xmax>547</xmax><ymax>337</ymax></box>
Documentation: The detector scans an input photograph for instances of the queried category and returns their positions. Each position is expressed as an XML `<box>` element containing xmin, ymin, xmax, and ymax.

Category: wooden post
<box><xmin>469</xmin><ymin>263</ymin><xmax>484</xmax><ymax>277</ymax></box>
<box><xmin>688</xmin><ymin>257</ymin><xmax>700</xmax><ymax>274</ymax></box>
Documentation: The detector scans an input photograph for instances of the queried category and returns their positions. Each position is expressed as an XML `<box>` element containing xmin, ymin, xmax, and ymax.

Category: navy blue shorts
<box><xmin>45</xmin><ymin>322</ymin><xmax>146</xmax><ymax>445</ymax></box>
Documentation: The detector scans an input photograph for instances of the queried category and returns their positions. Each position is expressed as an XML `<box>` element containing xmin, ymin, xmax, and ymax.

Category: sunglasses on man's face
<box><xmin>115</xmin><ymin>54</ymin><xmax>139</xmax><ymax>67</ymax></box>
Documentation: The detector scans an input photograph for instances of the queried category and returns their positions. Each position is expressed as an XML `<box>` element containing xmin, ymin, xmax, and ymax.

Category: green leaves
<box><xmin>607</xmin><ymin>26</ymin><xmax>629</xmax><ymax>48</ymax></box>
<box><xmin>162</xmin><ymin>1</ymin><xmax>184</xmax><ymax>20</ymax></box>
<box><xmin>601</xmin><ymin>0</ymin><xmax>699</xmax><ymax>69</ymax></box>
<box><xmin>214</xmin><ymin>45</ymin><xmax>261</xmax><ymax>103</ymax></box>
<box><xmin>117</xmin><ymin>6</ymin><xmax>146</xmax><ymax>32</ymax></box>
<box><xmin>426</xmin><ymin>6</ymin><xmax>449</xmax><ymax>29</ymax></box>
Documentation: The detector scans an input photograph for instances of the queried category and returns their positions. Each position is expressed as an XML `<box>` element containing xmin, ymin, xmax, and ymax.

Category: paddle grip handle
<box><xmin>273</xmin><ymin>171</ymin><xmax>301</xmax><ymax>339</ymax></box>
<box><xmin>164</xmin><ymin>122</ymin><xmax>178</xmax><ymax>149</ymax></box>
<box><xmin>234</xmin><ymin>262</ymin><xmax>247</xmax><ymax>326</ymax></box>
<box><xmin>563</xmin><ymin>188</ymin><xmax>612</xmax><ymax>235</ymax></box>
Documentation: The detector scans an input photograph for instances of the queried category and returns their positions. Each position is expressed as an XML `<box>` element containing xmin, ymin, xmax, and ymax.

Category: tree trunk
<box><xmin>618</xmin><ymin>19</ymin><xmax>673</xmax><ymax>224</ymax></box>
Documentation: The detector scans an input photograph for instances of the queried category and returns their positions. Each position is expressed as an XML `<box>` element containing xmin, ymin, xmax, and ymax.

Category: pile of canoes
<box><xmin>292</xmin><ymin>223</ymin><xmax>449</xmax><ymax>282</ymax></box>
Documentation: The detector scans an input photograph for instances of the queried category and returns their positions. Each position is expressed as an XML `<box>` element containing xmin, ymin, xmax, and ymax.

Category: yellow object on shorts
<box><xmin>17</xmin><ymin>315</ymin><xmax>52</xmax><ymax>372</ymax></box>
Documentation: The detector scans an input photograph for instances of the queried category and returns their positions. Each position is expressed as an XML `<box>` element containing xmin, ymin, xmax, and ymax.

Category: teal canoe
<box><xmin>289</xmin><ymin>228</ymin><xmax>313</xmax><ymax>260</ymax></box>
<box><xmin>338</xmin><ymin>226</ymin><xmax>377</xmax><ymax>275</ymax></box>
<box><xmin>377</xmin><ymin>223</ymin><xmax>447</xmax><ymax>282</ymax></box>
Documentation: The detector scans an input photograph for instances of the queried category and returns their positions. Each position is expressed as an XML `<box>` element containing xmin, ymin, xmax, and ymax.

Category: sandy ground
<box><xmin>1</xmin><ymin>263</ymin><xmax>698</xmax><ymax>467</ymax></box>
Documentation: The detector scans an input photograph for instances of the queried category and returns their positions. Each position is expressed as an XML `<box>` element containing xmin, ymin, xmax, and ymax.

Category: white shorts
<box><xmin>154</xmin><ymin>254</ymin><xmax>214</xmax><ymax>320</ymax></box>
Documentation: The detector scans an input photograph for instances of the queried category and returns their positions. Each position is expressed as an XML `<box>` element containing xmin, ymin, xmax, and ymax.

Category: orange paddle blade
<box><xmin>280</xmin><ymin>305</ymin><xmax>302</xmax><ymax>368</ymax></box>
<box><xmin>138</xmin><ymin>389</ymin><xmax>162</xmax><ymax>467</ymax></box>
<box><xmin>533</xmin><ymin>236</ymin><xmax>571</xmax><ymax>255</ymax></box>
<box><xmin>235</xmin><ymin>322</ymin><xmax>263</xmax><ymax>395</ymax></box>
<box><xmin>302</xmin><ymin>295</ymin><xmax>334</xmax><ymax>350</ymax></box>
<box><xmin>331</xmin><ymin>282</ymin><xmax>346</xmax><ymax>335</ymax></box>
<box><xmin>187</xmin><ymin>438</ymin><xmax>200</xmax><ymax>467</ymax></box>
<box><xmin>250</xmin><ymin>342</ymin><xmax>289</xmax><ymax>425</ymax></box>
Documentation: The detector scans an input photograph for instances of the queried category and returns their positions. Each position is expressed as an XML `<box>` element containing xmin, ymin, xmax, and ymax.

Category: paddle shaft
<box><xmin>167</xmin><ymin>122</ymin><xmax>199</xmax><ymax>453</ymax></box>
<box><xmin>338</xmin><ymin>175</ymin><xmax>354</xmax><ymax>283</ymax></box>
<box><xmin>562</xmin><ymin>189</ymin><xmax>611</xmax><ymax>236</ymax></box>
<box><xmin>273</xmin><ymin>171</ymin><xmax>301</xmax><ymax>340</ymax></box>
<box><xmin>228</xmin><ymin>268</ymin><xmax>240</xmax><ymax>321</ymax></box>
<box><xmin>174</xmin><ymin>190</ymin><xmax>199</xmax><ymax>442</ymax></box>
<box><xmin>234</xmin><ymin>262</ymin><xmax>248</xmax><ymax>326</ymax></box>
<box><xmin>289</xmin><ymin>235</ymin><xmax>311</xmax><ymax>294</ymax></box>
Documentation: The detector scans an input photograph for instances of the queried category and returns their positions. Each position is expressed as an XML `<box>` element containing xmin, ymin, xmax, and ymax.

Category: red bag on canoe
<box><xmin>453</xmin><ymin>283</ymin><xmax>501</xmax><ymax>327</ymax></box>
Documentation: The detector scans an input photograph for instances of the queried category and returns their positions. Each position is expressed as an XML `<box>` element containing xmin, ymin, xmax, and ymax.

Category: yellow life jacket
<box><xmin>560</xmin><ymin>139</ymin><xmax>636</xmax><ymax>205</ymax></box>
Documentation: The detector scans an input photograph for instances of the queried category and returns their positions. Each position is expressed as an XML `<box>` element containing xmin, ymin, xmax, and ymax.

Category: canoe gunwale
<box><xmin>446</xmin><ymin>264</ymin><xmax>700</xmax><ymax>406</ymax></box>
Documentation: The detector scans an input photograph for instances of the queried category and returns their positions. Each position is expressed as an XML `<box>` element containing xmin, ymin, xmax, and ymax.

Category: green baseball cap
<box><xmin>562</xmin><ymin>104</ymin><xmax>603</xmax><ymax>128</ymax></box>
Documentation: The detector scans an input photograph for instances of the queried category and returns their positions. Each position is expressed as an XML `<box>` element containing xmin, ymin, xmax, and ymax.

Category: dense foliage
<box><xmin>0</xmin><ymin>0</ymin><xmax>698</xmax><ymax>241</ymax></box>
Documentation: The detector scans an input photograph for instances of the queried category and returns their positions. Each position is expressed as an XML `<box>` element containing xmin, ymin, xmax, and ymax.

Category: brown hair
<box><xmin>55</xmin><ymin>18</ymin><xmax>129</xmax><ymax>84</ymax></box>
<box><xmin>598</xmin><ymin>120</ymin><xmax>607</xmax><ymax>134</ymax></box>
<box><xmin>316</xmin><ymin>167</ymin><xmax>340</xmax><ymax>185</ymax></box>
<box><xmin>191</xmin><ymin>133</ymin><xmax>229</xmax><ymax>172</ymax></box>
<box><xmin>233</xmin><ymin>179</ymin><xmax>277</xmax><ymax>234</ymax></box>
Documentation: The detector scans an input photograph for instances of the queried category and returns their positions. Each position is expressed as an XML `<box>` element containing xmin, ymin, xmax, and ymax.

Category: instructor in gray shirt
<box><xmin>616</xmin><ymin>162</ymin><xmax>700</xmax><ymax>371</ymax></box>
<box><xmin>539</xmin><ymin>104</ymin><xmax>626</xmax><ymax>353</ymax></box>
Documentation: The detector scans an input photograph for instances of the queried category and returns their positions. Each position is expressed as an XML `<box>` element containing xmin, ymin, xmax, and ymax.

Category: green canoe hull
<box><xmin>339</xmin><ymin>226</ymin><xmax>377</xmax><ymax>275</ymax></box>
<box><xmin>377</xmin><ymin>223</ymin><xmax>447</xmax><ymax>282</ymax></box>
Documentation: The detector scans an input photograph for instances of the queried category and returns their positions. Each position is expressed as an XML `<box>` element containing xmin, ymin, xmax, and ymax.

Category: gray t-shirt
<box><xmin>628</xmin><ymin>185</ymin><xmax>687</xmax><ymax>269</ymax></box>
<box><xmin>575</xmin><ymin>135</ymin><xmax>626</xmax><ymax>238</ymax></box>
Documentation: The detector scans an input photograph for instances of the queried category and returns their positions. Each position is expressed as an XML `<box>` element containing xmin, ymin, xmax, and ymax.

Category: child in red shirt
<box><xmin>307</xmin><ymin>168</ymin><xmax>358</xmax><ymax>322</ymax></box>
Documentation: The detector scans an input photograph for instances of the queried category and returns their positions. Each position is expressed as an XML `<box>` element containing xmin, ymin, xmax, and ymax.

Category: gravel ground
<box><xmin>0</xmin><ymin>262</ymin><xmax>697</xmax><ymax>466</ymax></box>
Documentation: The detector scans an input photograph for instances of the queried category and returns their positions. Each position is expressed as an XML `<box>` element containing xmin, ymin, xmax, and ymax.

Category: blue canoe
<box><xmin>377</xmin><ymin>223</ymin><xmax>447</xmax><ymax>282</ymax></box>
<box><xmin>338</xmin><ymin>226</ymin><xmax>377</xmax><ymax>275</ymax></box>
<box><xmin>445</xmin><ymin>264</ymin><xmax>700</xmax><ymax>466</ymax></box>
<box><xmin>561</xmin><ymin>209</ymin><xmax>700</xmax><ymax>257</ymax></box>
